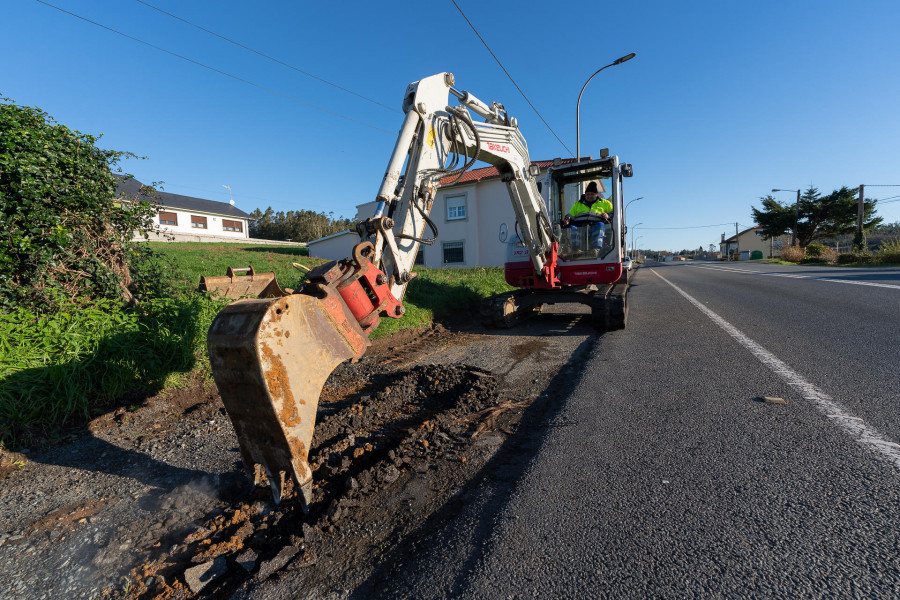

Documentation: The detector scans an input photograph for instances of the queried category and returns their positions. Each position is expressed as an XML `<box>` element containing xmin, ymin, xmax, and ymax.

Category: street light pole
<box><xmin>576</xmin><ymin>52</ymin><xmax>636</xmax><ymax>162</ymax></box>
<box><xmin>772</xmin><ymin>188</ymin><xmax>801</xmax><ymax>247</ymax></box>
<box><xmin>630</xmin><ymin>222</ymin><xmax>643</xmax><ymax>257</ymax></box>
<box><xmin>633</xmin><ymin>236</ymin><xmax>644</xmax><ymax>260</ymax></box>
<box><xmin>854</xmin><ymin>184</ymin><xmax>866</xmax><ymax>251</ymax></box>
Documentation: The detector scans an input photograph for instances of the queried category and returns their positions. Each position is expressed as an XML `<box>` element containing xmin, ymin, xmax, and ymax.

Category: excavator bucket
<box><xmin>207</xmin><ymin>243</ymin><xmax>401</xmax><ymax>508</ymax></box>
<box><xmin>207</xmin><ymin>282</ymin><xmax>370</xmax><ymax>507</ymax></box>
<box><xmin>199</xmin><ymin>266</ymin><xmax>288</xmax><ymax>299</ymax></box>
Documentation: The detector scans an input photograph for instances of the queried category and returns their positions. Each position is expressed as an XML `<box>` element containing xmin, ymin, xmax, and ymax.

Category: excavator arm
<box><xmin>207</xmin><ymin>73</ymin><xmax>555</xmax><ymax>506</ymax></box>
<box><xmin>359</xmin><ymin>72</ymin><xmax>556</xmax><ymax>301</ymax></box>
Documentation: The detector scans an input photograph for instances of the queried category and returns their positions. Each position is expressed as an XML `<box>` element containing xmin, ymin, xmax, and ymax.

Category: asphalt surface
<box><xmin>350</xmin><ymin>261</ymin><xmax>900</xmax><ymax>599</ymax></box>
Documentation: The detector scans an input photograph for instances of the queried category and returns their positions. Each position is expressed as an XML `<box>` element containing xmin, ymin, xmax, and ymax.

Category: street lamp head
<box><xmin>576</xmin><ymin>52</ymin><xmax>637</xmax><ymax>161</ymax></box>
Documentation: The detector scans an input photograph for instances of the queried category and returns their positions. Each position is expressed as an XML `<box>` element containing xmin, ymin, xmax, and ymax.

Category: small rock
<box><xmin>184</xmin><ymin>557</ymin><xmax>227</xmax><ymax>594</ymax></box>
<box><xmin>256</xmin><ymin>546</ymin><xmax>299</xmax><ymax>581</ymax></box>
<box><xmin>760</xmin><ymin>396</ymin><xmax>788</xmax><ymax>405</ymax></box>
<box><xmin>379</xmin><ymin>465</ymin><xmax>400</xmax><ymax>484</ymax></box>
<box><xmin>236</xmin><ymin>549</ymin><xmax>259</xmax><ymax>572</ymax></box>
<box><xmin>345</xmin><ymin>477</ymin><xmax>358</xmax><ymax>491</ymax></box>
<box><xmin>302</xmin><ymin>523</ymin><xmax>321</xmax><ymax>543</ymax></box>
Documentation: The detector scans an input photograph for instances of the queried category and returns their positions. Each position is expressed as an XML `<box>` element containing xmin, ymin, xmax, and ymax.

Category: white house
<box><xmin>307</xmin><ymin>158</ymin><xmax>583</xmax><ymax>267</ymax></box>
<box><xmin>118</xmin><ymin>176</ymin><xmax>251</xmax><ymax>241</ymax></box>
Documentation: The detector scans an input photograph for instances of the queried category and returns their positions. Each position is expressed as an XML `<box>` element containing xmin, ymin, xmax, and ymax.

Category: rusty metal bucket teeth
<box><xmin>199</xmin><ymin>266</ymin><xmax>288</xmax><ymax>299</ymax></box>
<box><xmin>207</xmin><ymin>292</ymin><xmax>363</xmax><ymax>507</ymax></box>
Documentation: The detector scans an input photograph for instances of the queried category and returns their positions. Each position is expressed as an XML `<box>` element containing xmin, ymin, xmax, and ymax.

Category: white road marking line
<box><xmin>651</xmin><ymin>268</ymin><xmax>900</xmax><ymax>471</ymax></box>
<box><xmin>690</xmin><ymin>264</ymin><xmax>900</xmax><ymax>290</ymax></box>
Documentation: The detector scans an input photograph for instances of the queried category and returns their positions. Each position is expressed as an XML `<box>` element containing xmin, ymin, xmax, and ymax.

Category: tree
<box><xmin>751</xmin><ymin>185</ymin><xmax>881</xmax><ymax>248</ymax></box>
<box><xmin>0</xmin><ymin>97</ymin><xmax>157</xmax><ymax>312</ymax></box>
<box><xmin>249</xmin><ymin>206</ymin><xmax>352</xmax><ymax>242</ymax></box>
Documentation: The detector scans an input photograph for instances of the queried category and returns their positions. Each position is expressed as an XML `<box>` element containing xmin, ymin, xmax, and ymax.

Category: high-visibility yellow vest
<box><xmin>569</xmin><ymin>198</ymin><xmax>613</xmax><ymax>217</ymax></box>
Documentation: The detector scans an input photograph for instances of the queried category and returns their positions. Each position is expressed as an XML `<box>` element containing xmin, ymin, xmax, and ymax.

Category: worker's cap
<box><xmin>585</xmin><ymin>180</ymin><xmax>606</xmax><ymax>194</ymax></box>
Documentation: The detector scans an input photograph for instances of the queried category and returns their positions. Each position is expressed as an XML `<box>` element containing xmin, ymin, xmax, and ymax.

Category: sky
<box><xmin>4</xmin><ymin>0</ymin><xmax>900</xmax><ymax>252</ymax></box>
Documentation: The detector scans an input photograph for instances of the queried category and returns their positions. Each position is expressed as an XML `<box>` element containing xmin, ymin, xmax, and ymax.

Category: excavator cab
<box><xmin>545</xmin><ymin>156</ymin><xmax>626</xmax><ymax>265</ymax></box>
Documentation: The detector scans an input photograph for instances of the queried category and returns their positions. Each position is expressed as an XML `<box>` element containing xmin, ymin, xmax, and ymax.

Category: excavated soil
<box><xmin>0</xmin><ymin>315</ymin><xmax>595</xmax><ymax>600</ymax></box>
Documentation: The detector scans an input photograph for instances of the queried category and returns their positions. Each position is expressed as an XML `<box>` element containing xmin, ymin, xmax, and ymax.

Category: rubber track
<box><xmin>480</xmin><ymin>291</ymin><xmax>539</xmax><ymax>329</ymax></box>
<box><xmin>591</xmin><ymin>283</ymin><xmax>628</xmax><ymax>331</ymax></box>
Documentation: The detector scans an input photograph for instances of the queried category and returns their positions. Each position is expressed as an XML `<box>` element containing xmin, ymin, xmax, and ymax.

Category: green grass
<box><xmin>149</xmin><ymin>242</ymin><xmax>512</xmax><ymax>338</ymax></box>
<box><xmin>374</xmin><ymin>266</ymin><xmax>513</xmax><ymax>338</ymax></box>
<box><xmin>0</xmin><ymin>294</ymin><xmax>228</xmax><ymax>448</ymax></box>
<box><xmin>0</xmin><ymin>243</ymin><xmax>511</xmax><ymax>448</ymax></box>
<box><xmin>147</xmin><ymin>242</ymin><xmax>318</xmax><ymax>293</ymax></box>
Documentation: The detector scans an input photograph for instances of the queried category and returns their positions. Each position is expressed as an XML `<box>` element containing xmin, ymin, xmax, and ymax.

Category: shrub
<box><xmin>801</xmin><ymin>244</ymin><xmax>837</xmax><ymax>264</ymax></box>
<box><xmin>805</xmin><ymin>244</ymin><xmax>827</xmax><ymax>257</ymax></box>
<box><xmin>876</xmin><ymin>239</ymin><xmax>900</xmax><ymax>264</ymax></box>
<box><xmin>0</xmin><ymin>97</ymin><xmax>159</xmax><ymax>313</ymax></box>
<box><xmin>780</xmin><ymin>246</ymin><xmax>805</xmax><ymax>262</ymax></box>
<box><xmin>837</xmin><ymin>252</ymin><xmax>870</xmax><ymax>264</ymax></box>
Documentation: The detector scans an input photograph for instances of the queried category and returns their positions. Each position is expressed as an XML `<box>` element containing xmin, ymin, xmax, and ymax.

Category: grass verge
<box><xmin>0</xmin><ymin>294</ymin><xmax>229</xmax><ymax>448</ymax></box>
<box><xmin>1</xmin><ymin>243</ymin><xmax>512</xmax><ymax>448</ymax></box>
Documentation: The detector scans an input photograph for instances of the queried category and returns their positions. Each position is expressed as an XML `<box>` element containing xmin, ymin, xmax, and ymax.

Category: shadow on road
<box><xmin>349</xmin><ymin>324</ymin><xmax>599</xmax><ymax>598</ymax></box>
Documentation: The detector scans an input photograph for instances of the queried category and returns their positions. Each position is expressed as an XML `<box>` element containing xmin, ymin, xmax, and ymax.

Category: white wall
<box><xmin>307</xmin><ymin>231</ymin><xmax>360</xmax><ymax>261</ymax></box>
<box><xmin>154</xmin><ymin>207</ymin><xmax>248</xmax><ymax>238</ymax></box>
<box><xmin>352</xmin><ymin>179</ymin><xmax>522</xmax><ymax>268</ymax></box>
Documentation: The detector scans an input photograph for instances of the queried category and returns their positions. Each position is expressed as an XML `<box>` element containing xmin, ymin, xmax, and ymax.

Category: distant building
<box><xmin>719</xmin><ymin>226</ymin><xmax>790</xmax><ymax>260</ymax></box>
<box><xmin>117</xmin><ymin>176</ymin><xmax>251</xmax><ymax>242</ymax></box>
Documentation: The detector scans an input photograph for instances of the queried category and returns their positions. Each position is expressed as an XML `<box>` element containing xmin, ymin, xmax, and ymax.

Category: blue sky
<box><xmin>4</xmin><ymin>0</ymin><xmax>899</xmax><ymax>252</ymax></box>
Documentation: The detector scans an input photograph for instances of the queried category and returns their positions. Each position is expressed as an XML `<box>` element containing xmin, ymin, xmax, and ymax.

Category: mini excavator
<box><xmin>207</xmin><ymin>73</ymin><xmax>633</xmax><ymax>506</ymax></box>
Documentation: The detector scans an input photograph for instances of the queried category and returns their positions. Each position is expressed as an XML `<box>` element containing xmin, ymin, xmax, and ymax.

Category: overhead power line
<box><xmin>133</xmin><ymin>0</ymin><xmax>399</xmax><ymax>114</ymax></box>
<box><xmin>641</xmin><ymin>223</ymin><xmax>738</xmax><ymax>230</ymax></box>
<box><xmin>35</xmin><ymin>0</ymin><xmax>393</xmax><ymax>134</ymax></box>
<box><xmin>449</xmin><ymin>0</ymin><xmax>573</xmax><ymax>156</ymax></box>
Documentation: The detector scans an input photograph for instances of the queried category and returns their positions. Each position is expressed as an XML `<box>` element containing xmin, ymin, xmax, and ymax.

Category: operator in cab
<box><xmin>561</xmin><ymin>180</ymin><xmax>612</xmax><ymax>249</ymax></box>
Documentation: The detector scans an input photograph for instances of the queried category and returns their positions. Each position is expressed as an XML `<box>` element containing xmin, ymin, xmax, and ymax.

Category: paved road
<box><xmin>352</xmin><ymin>261</ymin><xmax>900</xmax><ymax>599</ymax></box>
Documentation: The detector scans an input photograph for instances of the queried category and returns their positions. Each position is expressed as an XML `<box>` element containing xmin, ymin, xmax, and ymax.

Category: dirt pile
<box><xmin>120</xmin><ymin>362</ymin><xmax>514</xmax><ymax>599</ymax></box>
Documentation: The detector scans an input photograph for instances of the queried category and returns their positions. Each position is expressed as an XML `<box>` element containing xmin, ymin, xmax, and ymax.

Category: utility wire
<box><xmin>35</xmin><ymin>0</ymin><xmax>393</xmax><ymax>134</ymax></box>
<box><xmin>133</xmin><ymin>0</ymin><xmax>399</xmax><ymax>114</ymax></box>
<box><xmin>449</xmin><ymin>0</ymin><xmax>573</xmax><ymax>156</ymax></box>
<box><xmin>640</xmin><ymin>223</ymin><xmax>738</xmax><ymax>230</ymax></box>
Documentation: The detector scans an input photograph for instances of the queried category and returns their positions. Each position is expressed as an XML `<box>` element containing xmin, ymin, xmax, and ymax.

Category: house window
<box><xmin>446</xmin><ymin>194</ymin><xmax>467</xmax><ymax>221</ymax></box>
<box><xmin>222</xmin><ymin>219</ymin><xmax>243</xmax><ymax>232</ymax></box>
<box><xmin>190</xmin><ymin>215</ymin><xmax>208</xmax><ymax>229</ymax></box>
<box><xmin>442</xmin><ymin>241</ymin><xmax>465</xmax><ymax>264</ymax></box>
<box><xmin>159</xmin><ymin>211</ymin><xmax>177</xmax><ymax>226</ymax></box>
<box><xmin>415</xmin><ymin>248</ymin><xmax>425</xmax><ymax>265</ymax></box>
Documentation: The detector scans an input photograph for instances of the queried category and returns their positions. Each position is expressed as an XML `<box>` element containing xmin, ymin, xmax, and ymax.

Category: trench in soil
<box><xmin>118</xmin><ymin>358</ymin><xmax>522</xmax><ymax>599</ymax></box>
